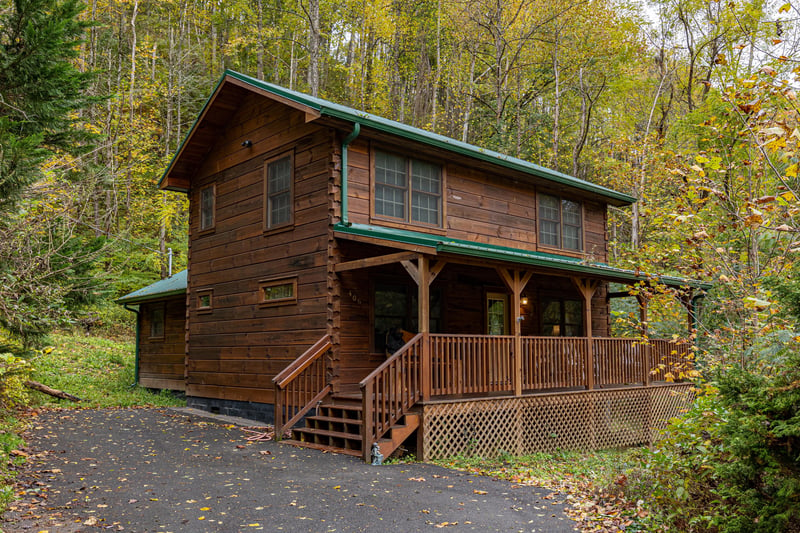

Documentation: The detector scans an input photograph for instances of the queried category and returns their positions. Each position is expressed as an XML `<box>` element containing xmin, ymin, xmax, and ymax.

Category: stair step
<box><xmin>280</xmin><ymin>439</ymin><xmax>361</xmax><ymax>457</ymax></box>
<box><xmin>306</xmin><ymin>415</ymin><xmax>363</xmax><ymax>426</ymax></box>
<box><xmin>293</xmin><ymin>427</ymin><xmax>362</xmax><ymax>441</ymax></box>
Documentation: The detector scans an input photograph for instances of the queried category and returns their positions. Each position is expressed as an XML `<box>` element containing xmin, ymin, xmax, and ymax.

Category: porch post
<box><xmin>496</xmin><ymin>268</ymin><xmax>533</xmax><ymax>397</ymax></box>
<box><xmin>418</xmin><ymin>256</ymin><xmax>432</xmax><ymax>401</ymax></box>
<box><xmin>637</xmin><ymin>293</ymin><xmax>651</xmax><ymax>386</ymax></box>
<box><xmin>572</xmin><ymin>278</ymin><xmax>598</xmax><ymax>390</ymax></box>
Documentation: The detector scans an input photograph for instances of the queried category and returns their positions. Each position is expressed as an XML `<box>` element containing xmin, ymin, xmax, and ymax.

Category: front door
<box><xmin>486</xmin><ymin>292</ymin><xmax>509</xmax><ymax>335</ymax></box>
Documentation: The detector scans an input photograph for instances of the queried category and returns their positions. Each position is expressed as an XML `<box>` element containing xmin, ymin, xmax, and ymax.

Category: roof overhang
<box><xmin>334</xmin><ymin>223</ymin><xmax>712</xmax><ymax>290</ymax></box>
<box><xmin>159</xmin><ymin>70</ymin><xmax>636</xmax><ymax>206</ymax></box>
<box><xmin>116</xmin><ymin>270</ymin><xmax>188</xmax><ymax>305</ymax></box>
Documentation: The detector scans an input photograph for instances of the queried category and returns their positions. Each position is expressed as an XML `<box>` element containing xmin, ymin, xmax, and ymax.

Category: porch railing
<box><xmin>360</xmin><ymin>333</ymin><xmax>424</xmax><ymax>460</ymax></box>
<box><xmin>272</xmin><ymin>335</ymin><xmax>332</xmax><ymax>440</ymax></box>
<box><xmin>430</xmin><ymin>334</ymin><xmax>514</xmax><ymax>396</ymax></box>
<box><xmin>425</xmin><ymin>335</ymin><xmax>691</xmax><ymax>396</ymax></box>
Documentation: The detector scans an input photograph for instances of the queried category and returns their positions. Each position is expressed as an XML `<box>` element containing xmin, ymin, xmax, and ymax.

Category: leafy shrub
<box><xmin>623</xmin><ymin>385</ymin><xmax>729</xmax><ymax>531</ymax></box>
<box><xmin>0</xmin><ymin>353</ymin><xmax>32</xmax><ymax>409</ymax></box>
<box><xmin>713</xmin><ymin>346</ymin><xmax>800</xmax><ymax>532</ymax></box>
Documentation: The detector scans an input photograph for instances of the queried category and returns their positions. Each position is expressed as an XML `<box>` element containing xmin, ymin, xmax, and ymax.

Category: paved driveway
<box><xmin>3</xmin><ymin>408</ymin><xmax>576</xmax><ymax>532</ymax></box>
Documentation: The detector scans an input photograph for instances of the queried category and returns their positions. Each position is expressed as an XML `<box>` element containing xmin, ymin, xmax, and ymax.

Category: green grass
<box><xmin>27</xmin><ymin>332</ymin><xmax>185</xmax><ymax>408</ymax></box>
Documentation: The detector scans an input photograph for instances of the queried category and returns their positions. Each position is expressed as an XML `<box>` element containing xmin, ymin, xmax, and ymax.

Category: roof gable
<box><xmin>160</xmin><ymin>70</ymin><xmax>635</xmax><ymax>206</ymax></box>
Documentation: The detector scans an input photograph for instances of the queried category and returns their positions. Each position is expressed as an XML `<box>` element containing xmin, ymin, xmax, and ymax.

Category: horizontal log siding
<box><xmin>343</xmin><ymin>139</ymin><xmax>607</xmax><ymax>262</ymax></box>
<box><xmin>138</xmin><ymin>297</ymin><xmax>186</xmax><ymax>391</ymax></box>
<box><xmin>186</xmin><ymin>100</ymin><xmax>333</xmax><ymax>404</ymax></box>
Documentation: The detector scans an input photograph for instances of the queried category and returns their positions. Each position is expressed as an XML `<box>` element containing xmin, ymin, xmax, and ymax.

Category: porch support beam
<box><xmin>418</xmin><ymin>256</ymin><xmax>431</xmax><ymax>401</ymax></box>
<box><xmin>571</xmin><ymin>277</ymin><xmax>599</xmax><ymax>390</ymax></box>
<box><xmin>636</xmin><ymin>293</ymin><xmax>650</xmax><ymax>338</ymax></box>
<box><xmin>334</xmin><ymin>251</ymin><xmax>419</xmax><ymax>272</ymax></box>
<box><xmin>496</xmin><ymin>267</ymin><xmax>534</xmax><ymax>397</ymax></box>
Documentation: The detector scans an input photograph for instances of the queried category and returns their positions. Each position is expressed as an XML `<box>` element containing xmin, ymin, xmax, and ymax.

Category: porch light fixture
<box><xmin>242</xmin><ymin>140</ymin><xmax>253</xmax><ymax>147</ymax></box>
<box><xmin>521</xmin><ymin>295</ymin><xmax>529</xmax><ymax>306</ymax></box>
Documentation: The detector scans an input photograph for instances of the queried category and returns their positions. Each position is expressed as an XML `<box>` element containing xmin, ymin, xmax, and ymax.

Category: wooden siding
<box><xmin>344</xmin><ymin>138</ymin><xmax>608</xmax><ymax>262</ymax></box>
<box><xmin>138</xmin><ymin>297</ymin><xmax>186</xmax><ymax>391</ymax></box>
<box><xmin>186</xmin><ymin>98</ymin><xmax>333</xmax><ymax>404</ymax></box>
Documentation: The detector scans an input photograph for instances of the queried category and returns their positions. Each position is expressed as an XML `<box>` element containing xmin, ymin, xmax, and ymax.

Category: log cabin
<box><xmin>118</xmin><ymin>70</ymin><xmax>709</xmax><ymax>462</ymax></box>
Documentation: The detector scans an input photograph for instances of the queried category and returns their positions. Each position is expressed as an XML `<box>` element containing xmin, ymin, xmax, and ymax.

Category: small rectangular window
<box><xmin>199</xmin><ymin>185</ymin><xmax>215</xmax><ymax>232</ymax></box>
<box><xmin>197</xmin><ymin>289</ymin><xmax>213</xmax><ymax>313</ymax></box>
<box><xmin>374</xmin><ymin>150</ymin><xmax>441</xmax><ymax>226</ymax></box>
<box><xmin>538</xmin><ymin>193</ymin><xmax>582</xmax><ymax>251</ymax></box>
<box><xmin>259</xmin><ymin>278</ymin><xmax>297</xmax><ymax>307</ymax></box>
<box><xmin>265</xmin><ymin>153</ymin><xmax>293</xmax><ymax>230</ymax></box>
<box><xmin>149</xmin><ymin>305</ymin><xmax>165</xmax><ymax>339</ymax></box>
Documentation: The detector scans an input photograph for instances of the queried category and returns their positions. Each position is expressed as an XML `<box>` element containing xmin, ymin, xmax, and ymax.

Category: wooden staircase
<box><xmin>282</xmin><ymin>393</ymin><xmax>420</xmax><ymax>459</ymax></box>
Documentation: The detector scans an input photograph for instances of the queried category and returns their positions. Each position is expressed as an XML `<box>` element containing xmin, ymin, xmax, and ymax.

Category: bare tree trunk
<box><xmin>307</xmin><ymin>0</ymin><xmax>320</xmax><ymax>96</ymax></box>
<box><xmin>431</xmin><ymin>0</ymin><xmax>441</xmax><ymax>130</ymax></box>
<box><xmin>257</xmin><ymin>0</ymin><xmax>264</xmax><ymax>79</ymax></box>
<box><xmin>462</xmin><ymin>54</ymin><xmax>475</xmax><ymax>143</ymax></box>
<box><xmin>551</xmin><ymin>29</ymin><xmax>561</xmax><ymax>171</ymax></box>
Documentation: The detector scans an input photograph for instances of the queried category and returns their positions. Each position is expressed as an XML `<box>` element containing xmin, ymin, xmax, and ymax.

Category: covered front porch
<box><xmin>273</xmin><ymin>225</ymin><xmax>705</xmax><ymax>461</ymax></box>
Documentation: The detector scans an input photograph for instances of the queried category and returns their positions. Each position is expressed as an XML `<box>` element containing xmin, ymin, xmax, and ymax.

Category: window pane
<box><xmin>268</xmin><ymin>157</ymin><xmax>291</xmax><ymax>192</ymax></box>
<box><xmin>540</xmin><ymin>220</ymin><xmax>560</xmax><ymax>247</ymax></box>
<box><xmin>562</xmin><ymin>200</ymin><xmax>581</xmax><ymax>225</ymax></box>
<box><xmin>200</xmin><ymin>187</ymin><xmax>214</xmax><ymax>230</ymax></box>
<box><xmin>263</xmin><ymin>282</ymin><xmax>294</xmax><ymax>301</ymax></box>
<box><xmin>269</xmin><ymin>190</ymin><xmax>291</xmax><ymax>226</ymax></box>
<box><xmin>563</xmin><ymin>225</ymin><xmax>581</xmax><ymax>250</ymax></box>
<box><xmin>374</xmin><ymin>286</ymin><xmax>408</xmax><ymax>353</ymax></box>
<box><xmin>539</xmin><ymin>194</ymin><xmax>560</xmax><ymax>221</ymax></box>
<box><xmin>375</xmin><ymin>151</ymin><xmax>406</xmax><ymax>187</ymax></box>
<box><xmin>375</xmin><ymin>184</ymin><xmax>406</xmax><ymax>218</ymax></box>
<box><xmin>150</xmin><ymin>307</ymin><xmax>164</xmax><ymax>337</ymax></box>
<box><xmin>487</xmin><ymin>297</ymin><xmax>506</xmax><ymax>335</ymax></box>
<box><xmin>411</xmin><ymin>160</ymin><xmax>440</xmax><ymax>193</ymax></box>
<box><xmin>411</xmin><ymin>191</ymin><xmax>439</xmax><ymax>224</ymax></box>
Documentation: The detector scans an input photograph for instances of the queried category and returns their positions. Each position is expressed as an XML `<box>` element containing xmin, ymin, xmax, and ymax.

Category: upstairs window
<box><xmin>265</xmin><ymin>152</ymin><xmax>293</xmax><ymax>230</ymax></box>
<box><xmin>539</xmin><ymin>193</ymin><xmax>582</xmax><ymax>251</ymax></box>
<box><xmin>374</xmin><ymin>150</ymin><xmax>442</xmax><ymax>226</ymax></box>
<box><xmin>199</xmin><ymin>185</ymin><xmax>215</xmax><ymax>232</ymax></box>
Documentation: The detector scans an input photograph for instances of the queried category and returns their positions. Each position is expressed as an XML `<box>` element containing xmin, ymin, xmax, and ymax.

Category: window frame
<box><xmin>259</xmin><ymin>277</ymin><xmax>298</xmax><ymax>307</ymax></box>
<box><xmin>369</xmin><ymin>280</ymin><xmax>443</xmax><ymax>353</ymax></box>
<box><xmin>198</xmin><ymin>184</ymin><xmax>216</xmax><ymax>234</ymax></box>
<box><xmin>196</xmin><ymin>289</ymin><xmax>214</xmax><ymax>314</ymax></box>
<box><xmin>537</xmin><ymin>192</ymin><xmax>584</xmax><ymax>253</ymax></box>
<box><xmin>148</xmin><ymin>303</ymin><xmax>165</xmax><ymax>340</ymax></box>
<box><xmin>370</xmin><ymin>147</ymin><xmax>445</xmax><ymax>229</ymax></box>
<box><xmin>540</xmin><ymin>297</ymin><xmax>584</xmax><ymax>337</ymax></box>
<box><xmin>263</xmin><ymin>151</ymin><xmax>294</xmax><ymax>233</ymax></box>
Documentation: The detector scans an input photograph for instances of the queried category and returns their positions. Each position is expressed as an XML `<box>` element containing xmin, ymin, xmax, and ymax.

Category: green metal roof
<box><xmin>334</xmin><ymin>223</ymin><xmax>711</xmax><ymax>290</ymax></box>
<box><xmin>159</xmin><ymin>70</ymin><xmax>636</xmax><ymax>206</ymax></box>
<box><xmin>116</xmin><ymin>270</ymin><xmax>187</xmax><ymax>305</ymax></box>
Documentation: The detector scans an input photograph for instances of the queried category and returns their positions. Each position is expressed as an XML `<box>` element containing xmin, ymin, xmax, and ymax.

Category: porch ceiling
<box><xmin>334</xmin><ymin>223</ymin><xmax>712</xmax><ymax>290</ymax></box>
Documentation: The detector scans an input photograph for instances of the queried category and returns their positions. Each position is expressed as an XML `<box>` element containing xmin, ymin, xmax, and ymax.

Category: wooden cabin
<box><xmin>124</xmin><ymin>71</ymin><xmax>708</xmax><ymax>461</ymax></box>
<box><xmin>117</xmin><ymin>270</ymin><xmax>187</xmax><ymax>392</ymax></box>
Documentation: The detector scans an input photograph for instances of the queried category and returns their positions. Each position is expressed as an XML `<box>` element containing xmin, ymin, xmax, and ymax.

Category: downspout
<box><xmin>123</xmin><ymin>304</ymin><xmax>141</xmax><ymax>387</ymax></box>
<box><xmin>340</xmin><ymin>122</ymin><xmax>361</xmax><ymax>226</ymax></box>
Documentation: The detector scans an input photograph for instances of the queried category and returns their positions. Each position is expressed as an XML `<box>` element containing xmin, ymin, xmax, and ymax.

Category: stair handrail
<box><xmin>359</xmin><ymin>332</ymin><xmax>424</xmax><ymax>461</ymax></box>
<box><xmin>273</xmin><ymin>335</ymin><xmax>332</xmax><ymax>440</ymax></box>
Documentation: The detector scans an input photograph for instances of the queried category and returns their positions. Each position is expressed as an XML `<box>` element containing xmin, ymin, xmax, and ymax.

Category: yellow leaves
<box><xmin>473</xmin><ymin>489</ymin><xmax>488</xmax><ymax>494</ymax></box>
<box><xmin>779</xmin><ymin>2</ymin><xmax>791</xmax><ymax>12</ymax></box>
<box><xmin>786</xmin><ymin>163</ymin><xmax>799</xmax><ymax>179</ymax></box>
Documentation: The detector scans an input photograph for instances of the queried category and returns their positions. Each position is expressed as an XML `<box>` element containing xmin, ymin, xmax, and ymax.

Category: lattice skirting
<box><xmin>421</xmin><ymin>384</ymin><xmax>694</xmax><ymax>460</ymax></box>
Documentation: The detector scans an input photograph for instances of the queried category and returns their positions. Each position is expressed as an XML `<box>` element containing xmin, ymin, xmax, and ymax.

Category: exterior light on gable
<box><xmin>242</xmin><ymin>140</ymin><xmax>253</xmax><ymax>148</ymax></box>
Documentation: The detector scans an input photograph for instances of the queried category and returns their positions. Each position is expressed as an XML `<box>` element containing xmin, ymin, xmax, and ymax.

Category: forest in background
<box><xmin>1</xmin><ymin>0</ymin><xmax>800</xmax><ymax>529</ymax></box>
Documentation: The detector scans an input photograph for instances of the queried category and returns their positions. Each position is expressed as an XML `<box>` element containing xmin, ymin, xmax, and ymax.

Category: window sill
<box><xmin>263</xmin><ymin>224</ymin><xmax>294</xmax><ymax>237</ymax></box>
<box><xmin>196</xmin><ymin>227</ymin><xmax>216</xmax><ymax>237</ymax></box>
<box><xmin>369</xmin><ymin>216</ymin><xmax>446</xmax><ymax>235</ymax></box>
<box><xmin>536</xmin><ymin>244</ymin><xmax>584</xmax><ymax>259</ymax></box>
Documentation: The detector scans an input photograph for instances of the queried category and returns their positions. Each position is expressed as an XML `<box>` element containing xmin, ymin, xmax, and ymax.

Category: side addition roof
<box><xmin>159</xmin><ymin>70</ymin><xmax>636</xmax><ymax>207</ymax></box>
<box><xmin>116</xmin><ymin>270</ymin><xmax>187</xmax><ymax>305</ymax></box>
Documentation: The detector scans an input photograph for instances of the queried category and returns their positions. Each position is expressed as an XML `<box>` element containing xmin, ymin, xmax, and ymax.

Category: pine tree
<box><xmin>0</xmin><ymin>0</ymin><xmax>97</xmax><ymax>209</ymax></box>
